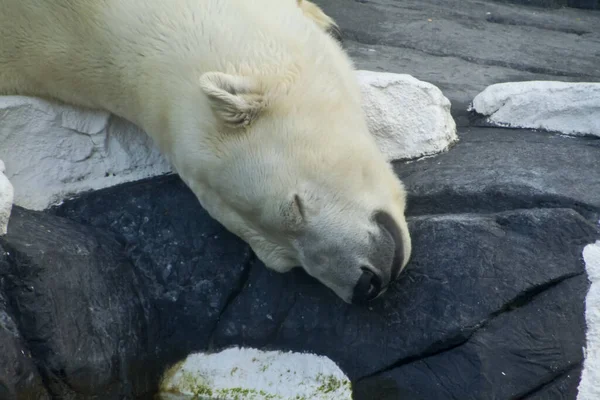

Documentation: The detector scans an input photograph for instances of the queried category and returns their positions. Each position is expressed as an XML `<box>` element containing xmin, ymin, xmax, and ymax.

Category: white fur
<box><xmin>0</xmin><ymin>0</ymin><xmax>412</xmax><ymax>303</ymax></box>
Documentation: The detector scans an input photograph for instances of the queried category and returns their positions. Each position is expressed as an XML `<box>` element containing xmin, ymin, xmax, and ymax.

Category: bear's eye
<box><xmin>293</xmin><ymin>194</ymin><xmax>305</xmax><ymax>219</ymax></box>
<box><xmin>279</xmin><ymin>193</ymin><xmax>306</xmax><ymax>229</ymax></box>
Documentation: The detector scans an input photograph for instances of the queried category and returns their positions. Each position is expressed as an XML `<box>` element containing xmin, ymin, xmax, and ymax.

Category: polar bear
<box><xmin>0</xmin><ymin>0</ymin><xmax>411</xmax><ymax>304</ymax></box>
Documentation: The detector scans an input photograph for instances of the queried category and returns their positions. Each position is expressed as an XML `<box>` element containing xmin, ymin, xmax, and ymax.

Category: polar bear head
<box><xmin>175</xmin><ymin>65</ymin><xmax>412</xmax><ymax>305</ymax></box>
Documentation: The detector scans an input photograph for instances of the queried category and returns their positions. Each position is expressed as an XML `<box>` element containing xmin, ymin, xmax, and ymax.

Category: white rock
<box><xmin>469</xmin><ymin>81</ymin><xmax>600</xmax><ymax>137</ymax></box>
<box><xmin>578</xmin><ymin>239</ymin><xmax>600</xmax><ymax>400</ymax></box>
<box><xmin>158</xmin><ymin>347</ymin><xmax>352</xmax><ymax>400</ymax></box>
<box><xmin>356</xmin><ymin>70</ymin><xmax>458</xmax><ymax>161</ymax></box>
<box><xmin>0</xmin><ymin>96</ymin><xmax>173</xmax><ymax>210</ymax></box>
<box><xmin>0</xmin><ymin>160</ymin><xmax>14</xmax><ymax>235</ymax></box>
<box><xmin>0</xmin><ymin>71</ymin><xmax>457</xmax><ymax>210</ymax></box>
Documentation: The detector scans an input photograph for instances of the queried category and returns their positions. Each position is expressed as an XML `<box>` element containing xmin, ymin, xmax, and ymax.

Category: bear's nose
<box><xmin>352</xmin><ymin>267</ymin><xmax>383</xmax><ymax>305</ymax></box>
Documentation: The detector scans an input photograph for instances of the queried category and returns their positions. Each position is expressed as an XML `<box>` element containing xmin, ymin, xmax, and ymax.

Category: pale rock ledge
<box><xmin>0</xmin><ymin>96</ymin><xmax>172</xmax><ymax>211</ymax></box>
<box><xmin>578</xmin><ymin>240</ymin><xmax>600</xmax><ymax>400</ymax></box>
<box><xmin>0</xmin><ymin>160</ymin><xmax>14</xmax><ymax>235</ymax></box>
<box><xmin>469</xmin><ymin>81</ymin><xmax>600</xmax><ymax>138</ymax></box>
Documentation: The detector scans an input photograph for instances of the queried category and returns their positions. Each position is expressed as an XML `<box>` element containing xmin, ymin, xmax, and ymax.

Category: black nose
<box><xmin>352</xmin><ymin>267</ymin><xmax>383</xmax><ymax>304</ymax></box>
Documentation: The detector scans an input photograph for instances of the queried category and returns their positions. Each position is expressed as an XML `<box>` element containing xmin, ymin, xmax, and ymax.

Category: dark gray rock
<box><xmin>209</xmin><ymin>207</ymin><xmax>597</xmax><ymax>384</ymax></box>
<box><xmin>2</xmin><ymin>184</ymin><xmax>254</xmax><ymax>399</ymax></box>
<box><xmin>0</xmin><ymin>155</ymin><xmax>595</xmax><ymax>399</ymax></box>
<box><xmin>0</xmin><ymin>262</ymin><xmax>49</xmax><ymax>400</ymax></box>
<box><xmin>353</xmin><ymin>274</ymin><xmax>589</xmax><ymax>399</ymax></box>
<box><xmin>50</xmin><ymin>175</ymin><xmax>253</xmax><ymax>361</ymax></box>
<box><xmin>492</xmin><ymin>0</ymin><xmax>599</xmax><ymax>9</ymax></box>
<box><xmin>396</xmin><ymin>127</ymin><xmax>600</xmax><ymax>221</ymax></box>
<box><xmin>312</xmin><ymin>0</ymin><xmax>600</xmax><ymax>124</ymax></box>
<box><xmin>0</xmin><ymin>208</ymin><xmax>155</xmax><ymax>399</ymax></box>
<box><xmin>525</xmin><ymin>365</ymin><xmax>584</xmax><ymax>400</ymax></box>
<box><xmin>567</xmin><ymin>0</ymin><xmax>599</xmax><ymax>8</ymax></box>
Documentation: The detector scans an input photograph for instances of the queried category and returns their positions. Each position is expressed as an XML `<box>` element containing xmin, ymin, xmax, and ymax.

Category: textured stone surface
<box><xmin>46</xmin><ymin>169</ymin><xmax>599</xmax><ymax>398</ymax></box>
<box><xmin>48</xmin><ymin>175</ymin><xmax>254</xmax><ymax>369</ymax></box>
<box><xmin>492</xmin><ymin>0</ymin><xmax>599</xmax><ymax>9</ymax></box>
<box><xmin>158</xmin><ymin>347</ymin><xmax>352</xmax><ymax>400</ymax></box>
<box><xmin>0</xmin><ymin>160</ymin><xmax>13</xmax><ymax>236</ymax></box>
<box><xmin>0</xmin><ymin>203</ymin><xmax>253</xmax><ymax>398</ymax></box>
<box><xmin>312</xmin><ymin>0</ymin><xmax>600</xmax><ymax>124</ymax></box>
<box><xmin>0</xmin><ymin>207</ymin><xmax>155</xmax><ymax>398</ymax></box>
<box><xmin>209</xmin><ymin>208</ymin><xmax>597</xmax><ymax>382</ymax></box>
<box><xmin>353</xmin><ymin>275</ymin><xmax>589</xmax><ymax>399</ymax></box>
<box><xmin>578</xmin><ymin>241</ymin><xmax>600</xmax><ymax>400</ymax></box>
<box><xmin>357</xmin><ymin>70</ymin><xmax>457</xmax><ymax>161</ymax></box>
<box><xmin>470</xmin><ymin>81</ymin><xmax>600</xmax><ymax>137</ymax></box>
<box><xmin>0</xmin><ymin>261</ymin><xmax>49</xmax><ymax>400</ymax></box>
<box><xmin>0</xmin><ymin>96</ymin><xmax>172</xmax><ymax>211</ymax></box>
<box><xmin>395</xmin><ymin>127</ymin><xmax>600</xmax><ymax>221</ymax></box>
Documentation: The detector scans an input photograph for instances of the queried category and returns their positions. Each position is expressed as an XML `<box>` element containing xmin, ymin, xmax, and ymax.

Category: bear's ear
<box><xmin>199</xmin><ymin>72</ymin><xmax>266</xmax><ymax>129</ymax></box>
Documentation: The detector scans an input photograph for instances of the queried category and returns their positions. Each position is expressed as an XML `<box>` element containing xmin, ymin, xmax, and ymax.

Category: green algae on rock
<box><xmin>158</xmin><ymin>347</ymin><xmax>352</xmax><ymax>400</ymax></box>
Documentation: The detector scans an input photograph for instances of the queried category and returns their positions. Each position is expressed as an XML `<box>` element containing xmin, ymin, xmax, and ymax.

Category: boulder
<box><xmin>354</xmin><ymin>274</ymin><xmax>590</xmax><ymax>399</ymax></box>
<box><xmin>357</xmin><ymin>70</ymin><xmax>458</xmax><ymax>161</ymax></box>
<box><xmin>0</xmin><ymin>207</ymin><xmax>156</xmax><ymax>398</ymax></box>
<box><xmin>49</xmin><ymin>174</ymin><xmax>254</xmax><ymax>363</ymax></box>
<box><xmin>0</xmin><ymin>96</ymin><xmax>172</xmax><ymax>211</ymax></box>
<box><xmin>47</xmin><ymin>174</ymin><xmax>599</xmax><ymax>399</ymax></box>
<box><xmin>158</xmin><ymin>347</ymin><xmax>352</xmax><ymax>400</ymax></box>
<box><xmin>469</xmin><ymin>81</ymin><xmax>600</xmax><ymax>137</ymax></box>
<box><xmin>1</xmin><ymin>189</ymin><xmax>257</xmax><ymax>398</ymax></box>
<box><xmin>578</xmin><ymin>241</ymin><xmax>600</xmax><ymax>400</ymax></box>
<box><xmin>0</xmin><ymin>259</ymin><xmax>49</xmax><ymax>400</ymax></box>
<box><xmin>0</xmin><ymin>160</ymin><xmax>13</xmax><ymax>236</ymax></box>
<box><xmin>209</xmin><ymin>208</ymin><xmax>597</xmax><ymax>385</ymax></box>
<box><xmin>394</xmin><ymin>127</ymin><xmax>600</xmax><ymax>221</ymax></box>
